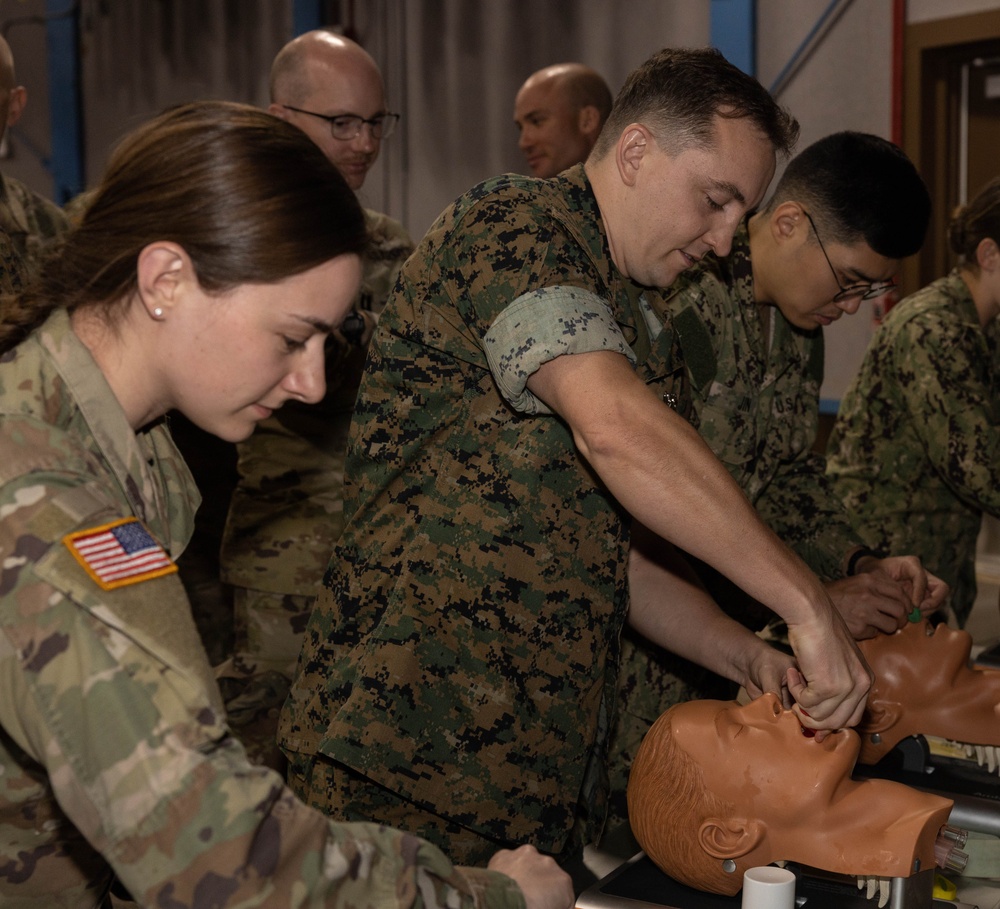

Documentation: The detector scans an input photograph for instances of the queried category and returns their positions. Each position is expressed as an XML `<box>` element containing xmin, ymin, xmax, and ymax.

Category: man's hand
<box><xmin>487</xmin><ymin>845</ymin><xmax>574</xmax><ymax>909</ymax></box>
<box><xmin>528</xmin><ymin>352</ymin><xmax>872</xmax><ymax>738</ymax></box>
<box><xmin>740</xmin><ymin>641</ymin><xmax>797</xmax><ymax>707</ymax></box>
<box><xmin>837</xmin><ymin>554</ymin><xmax>949</xmax><ymax>638</ymax></box>
<box><xmin>785</xmin><ymin>604</ymin><xmax>873</xmax><ymax>738</ymax></box>
<box><xmin>826</xmin><ymin>574</ymin><xmax>916</xmax><ymax>639</ymax></box>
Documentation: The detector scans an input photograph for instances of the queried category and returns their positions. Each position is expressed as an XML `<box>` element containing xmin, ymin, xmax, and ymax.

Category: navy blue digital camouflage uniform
<box><xmin>827</xmin><ymin>271</ymin><xmax>1000</xmax><ymax>625</ymax></box>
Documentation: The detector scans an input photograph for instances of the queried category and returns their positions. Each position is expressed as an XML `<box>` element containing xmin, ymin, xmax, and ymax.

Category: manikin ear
<box><xmin>134</xmin><ymin>242</ymin><xmax>193</xmax><ymax>322</ymax></box>
<box><xmin>859</xmin><ymin>699</ymin><xmax>904</xmax><ymax>735</ymax></box>
<box><xmin>616</xmin><ymin>123</ymin><xmax>651</xmax><ymax>188</ymax></box>
<box><xmin>698</xmin><ymin>816</ymin><xmax>765</xmax><ymax>859</ymax></box>
<box><xmin>577</xmin><ymin>104</ymin><xmax>601</xmax><ymax>139</ymax></box>
<box><xmin>6</xmin><ymin>86</ymin><xmax>25</xmax><ymax>128</ymax></box>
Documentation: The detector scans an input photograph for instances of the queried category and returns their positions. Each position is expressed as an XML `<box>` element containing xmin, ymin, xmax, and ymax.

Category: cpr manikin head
<box><xmin>627</xmin><ymin>694</ymin><xmax>953</xmax><ymax>896</ymax></box>
<box><xmin>857</xmin><ymin>619</ymin><xmax>1000</xmax><ymax>767</ymax></box>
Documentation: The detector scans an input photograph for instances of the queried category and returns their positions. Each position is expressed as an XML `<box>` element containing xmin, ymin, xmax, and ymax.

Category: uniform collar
<box><xmin>35</xmin><ymin>309</ymin><xmax>198</xmax><ymax>552</ymax></box>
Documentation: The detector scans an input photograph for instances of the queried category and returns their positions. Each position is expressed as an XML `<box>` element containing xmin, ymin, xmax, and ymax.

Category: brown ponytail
<box><xmin>0</xmin><ymin>100</ymin><xmax>367</xmax><ymax>353</ymax></box>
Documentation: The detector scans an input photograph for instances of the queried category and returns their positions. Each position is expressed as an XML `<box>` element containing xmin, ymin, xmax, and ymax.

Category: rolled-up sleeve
<box><xmin>484</xmin><ymin>284</ymin><xmax>635</xmax><ymax>415</ymax></box>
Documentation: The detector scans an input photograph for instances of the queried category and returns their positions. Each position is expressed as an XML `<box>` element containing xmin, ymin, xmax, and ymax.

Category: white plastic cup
<box><xmin>741</xmin><ymin>866</ymin><xmax>796</xmax><ymax>909</ymax></box>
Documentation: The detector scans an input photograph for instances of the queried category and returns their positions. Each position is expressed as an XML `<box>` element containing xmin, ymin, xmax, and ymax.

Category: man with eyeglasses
<box><xmin>217</xmin><ymin>29</ymin><xmax>415</xmax><ymax>767</ymax></box>
<box><xmin>608</xmin><ymin>130</ymin><xmax>948</xmax><ymax>826</ymax></box>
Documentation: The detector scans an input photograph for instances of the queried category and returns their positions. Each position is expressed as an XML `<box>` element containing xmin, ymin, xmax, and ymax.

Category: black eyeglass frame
<box><xmin>281</xmin><ymin>105</ymin><xmax>400</xmax><ymax>141</ymax></box>
<box><xmin>803</xmin><ymin>211</ymin><xmax>896</xmax><ymax>303</ymax></box>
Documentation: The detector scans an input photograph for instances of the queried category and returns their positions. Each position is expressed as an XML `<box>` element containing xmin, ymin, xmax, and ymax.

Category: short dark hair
<box><xmin>591</xmin><ymin>46</ymin><xmax>798</xmax><ymax>161</ymax></box>
<box><xmin>765</xmin><ymin>131</ymin><xmax>930</xmax><ymax>259</ymax></box>
<box><xmin>948</xmin><ymin>175</ymin><xmax>1000</xmax><ymax>268</ymax></box>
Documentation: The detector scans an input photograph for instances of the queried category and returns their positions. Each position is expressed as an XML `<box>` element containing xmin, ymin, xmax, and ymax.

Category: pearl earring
<box><xmin>152</xmin><ymin>307</ymin><xmax>164</xmax><ymax>319</ymax></box>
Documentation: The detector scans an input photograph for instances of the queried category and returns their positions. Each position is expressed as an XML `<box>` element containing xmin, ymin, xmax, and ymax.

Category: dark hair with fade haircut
<box><xmin>764</xmin><ymin>131</ymin><xmax>930</xmax><ymax>260</ymax></box>
<box><xmin>590</xmin><ymin>46</ymin><xmax>798</xmax><ymax>162</ymax></box>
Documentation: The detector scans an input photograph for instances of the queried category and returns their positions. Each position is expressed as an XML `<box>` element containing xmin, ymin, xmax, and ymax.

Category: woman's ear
<box><xmin>135</xmin><ymin>242</ymin><xmax>191</xmax><ymax>321</ymax></box>
<box><xmin>976</xmin><ymin>236</ymin><xmax>1000</xmax><ymax>273</ymax></box>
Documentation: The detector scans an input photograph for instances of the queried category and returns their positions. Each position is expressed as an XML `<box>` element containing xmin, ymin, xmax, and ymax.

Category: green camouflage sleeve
<box><xmin>889</xmin><ymin>310</ymin><xmax>1000</xmax><ymax>512</ymax></box>
<box><xmin>668</xmin><ymin>263</ymin><xmax>858</xmax><ymax>580</ymax></box>
<box><xmin>751</xmin><ymin>448</ymin><xmax>861</xmax><ymax>579</ymax></box>
<box><xmin>360</xmin><ymin>209</ymin><xmax>416</xmax><ymax>315</ymax></box>
<box><xmin>0</xmin><ymin>176</ymin><xmax>70</xmax><ymax>275</ymax></box>
<box><xmin>0</xmin><ymin>469</ymin><xmax>524</xmax><ymax>909</ymax></box>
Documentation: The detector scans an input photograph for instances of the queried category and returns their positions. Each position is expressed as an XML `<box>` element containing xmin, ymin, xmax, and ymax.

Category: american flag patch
<box><xmin>63</xmin><ymin>518</ymin><xmax>177</xmax><ymax>590</ymax></box>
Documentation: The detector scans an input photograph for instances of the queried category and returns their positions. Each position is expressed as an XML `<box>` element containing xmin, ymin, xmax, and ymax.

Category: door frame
<box><xmin>903</xmin><ymin>8</ymin><xmax>1000</xmax><ymax>294</ymax></box>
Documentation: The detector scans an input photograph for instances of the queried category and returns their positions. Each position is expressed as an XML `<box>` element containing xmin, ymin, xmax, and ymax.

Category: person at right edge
<box><xmin>828</xmin><ymin>174</ymin><xmax>1000</xmax><ymax>629</ymax></box>
<box><xmin>279</xmin><ymin>47</ymin><xmax>872</xmax><ymax>872</ymax></box>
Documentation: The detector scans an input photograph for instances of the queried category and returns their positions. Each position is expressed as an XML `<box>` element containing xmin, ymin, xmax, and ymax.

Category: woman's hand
<box><xmin>487</xmin><ymin>845</ymin><xmax>574</xmax><ymax>909</ymax></box>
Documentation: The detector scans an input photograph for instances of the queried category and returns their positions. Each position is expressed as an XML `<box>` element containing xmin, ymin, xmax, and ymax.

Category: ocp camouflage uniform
<box><xmin>0</xmin><ymin>172</ymin><xmax>69</xmax><ymax>273</ymax></box>
<box><xmin>610</xmin><ymin>221</ymin><xmax>866</xmax><ymax>826</ymax></box>
<box><xmin>827</xmin><ymin>271</ymin><xmax>1000</xmax><ymax>626</ymax></box>
<box><xmin>0</xmin><ymin>308</ymin><xmax>525</xmax><ymax>908</ymax></box>
<box><xmin>279</xmin><ymin>165</ymin><xmax>688</xmax><ymax>866</ymax></box>
<box><xmin>218</xmin><ymin>209</ymin><xmax>413</xmax><ymax>764</ymax></box>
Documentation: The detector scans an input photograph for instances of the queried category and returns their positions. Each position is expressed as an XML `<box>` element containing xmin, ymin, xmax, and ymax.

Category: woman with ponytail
<box><xmin>0</xmin><ymin>100</ymin><xmax>570</xmax><ymax>909</ymax></box>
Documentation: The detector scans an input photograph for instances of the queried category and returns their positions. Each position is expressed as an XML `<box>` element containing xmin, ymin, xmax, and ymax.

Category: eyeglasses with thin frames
<box><xmin>281</xmin><ymin>105</ymin><xmax>400</xmax><ymax>141</ymax></box>
<box><xmin>803</xmin><ymin>211</ymin><xmax>895</xmax><ymax>302</ymax></box>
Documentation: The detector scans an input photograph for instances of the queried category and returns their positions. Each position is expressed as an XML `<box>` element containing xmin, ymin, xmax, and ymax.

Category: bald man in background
<box><xmin>217</xmin><ymin>30</ymin><xmax>415</xmax><ymax>764</ymax></box>
<box><xmin>514</xmin><ymin>62</ymin><xmax>612</xmax><ymax>178</ymax></box>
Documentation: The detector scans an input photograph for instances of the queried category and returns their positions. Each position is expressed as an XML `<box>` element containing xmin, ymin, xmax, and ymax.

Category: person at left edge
<box><xmin>0</xmin><ymin>100</ymin><xmax>572</xmax><ymax>909</ymax></box>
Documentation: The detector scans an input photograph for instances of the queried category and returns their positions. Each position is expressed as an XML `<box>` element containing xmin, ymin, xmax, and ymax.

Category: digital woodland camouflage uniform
<box><xmin>0</xmin><ymin>309</ymin><xmax>525</xmax><ymax>908</ymax></box>
<box><xmin>0</xmin><ymin>223</ymin><xmax>27</xmax><ymax>296</ymax></box>
<box><xmin>827</xmin><ymin>271</ymin><xmax>1000</xmax><ymax>626</ymax></box>
<box><xmin>609</xmin><ymin>221</ymin><xmax>867</xmax><ymax>825</ymax></box>
<box><xmin>218</xmin><ymin>209</ymin><xmax>413</xmax><ymax>763</ymax></box>
<box><xmin>0</xmin><ymin>172</ymin><xmax>69</xmax><ymax>272</ymax></box>
<box><xmin>280</xmin><ymin>164</ymin><xmax>688</xmax><ymax>865</ymax></box>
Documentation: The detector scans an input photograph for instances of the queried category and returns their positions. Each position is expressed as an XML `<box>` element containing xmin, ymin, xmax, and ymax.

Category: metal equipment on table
<box><xmin>576</xmin><ymin>853</ymin><xmax>959</xmax><ymax>909</ymax></box>
<box><xmin>857</xmin><ymin>734</ymin><xmax>1000</xmax><ymax>838</ymax></box>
